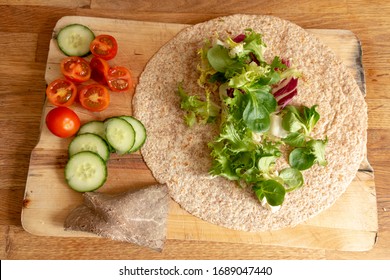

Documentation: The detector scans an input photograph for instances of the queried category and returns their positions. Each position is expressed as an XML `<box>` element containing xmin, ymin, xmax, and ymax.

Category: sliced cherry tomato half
<box><xmin>106</xmin><ymin>66</ymin><xmax>133</xmax><ymax>92</ymax></box>
<box><xmin>45</xmin><ymin>107</ymin><xmax>80</xmax><ymax>138</ymax></box>
<box><xmin>90</xmin><ymin>56</ymin><xmax>109</xmax><ymax>85</ymax></box>
<box><xmin>60</xmin><ymin>56</ymin><xmax>91</xmax><ymax>83</ymax></box>
<box><xmin>90</xmin><ymin>34</ymin><xmax>118</xmax><ymax>60</ymax></box>
<box><xmin>46</xmin><ymin>78</ymin><xmax>77</xmax><ymax>107</ymax></box>
<box><xmin>79</xmin><ymin>84</ymin><xmax>110</xmax><ymax>112</ymax></box>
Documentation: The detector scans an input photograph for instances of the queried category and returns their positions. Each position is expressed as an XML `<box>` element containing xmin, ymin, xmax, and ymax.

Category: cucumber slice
<box><xmin>78</xmin><ymin>121</ymin><xmax>105</xmax><ymax>139</ymax></box>
<box><xmin>68</xmin><ymin>133</ymin><xmax>110</xmax><ymax>161</ymax></box>
<box><xmin>120</xmin><ymin>116</ymin><xmax>147</xmax><ymax>153</ymax></box>
<box><xmin>104</xmin><ymin>117</ymin><xmax>135</xmax><ymax>154</ymax></box>
<box><xmin>57</xmin><ymin>23</ymin><xmax>95</xmax><ymax>57</ymax></box>
<box><xmin>78</xmin><ymin>120</ymin><xmax>115</xmax><ymax>153</ymax></box>
<box><xmin>65</xmin><ymin>151</ymin><xmax>107</xmax><ymax>192</ymax></box>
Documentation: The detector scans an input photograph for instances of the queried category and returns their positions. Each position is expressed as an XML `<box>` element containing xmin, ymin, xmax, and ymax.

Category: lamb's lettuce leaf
<box><xmin>253</xmin><ymin>180</ymin><xmax>286</xmax><ymax>207</ymax></box>
<box><xmin>279</xmin><ymin>168</ymin><xmax>304</xmax><ymax>192</ymax></box>
<box><xmin>281</xmin><ymin>105</ymin><xmax>328</xmax><ymax>170</ymax></box>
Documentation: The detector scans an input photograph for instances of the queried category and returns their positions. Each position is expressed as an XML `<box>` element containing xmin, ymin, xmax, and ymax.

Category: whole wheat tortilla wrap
<box><xmin>133</xmin><ymin>14</ymin><xmax>367</xmax><ymax>231</ymax></box>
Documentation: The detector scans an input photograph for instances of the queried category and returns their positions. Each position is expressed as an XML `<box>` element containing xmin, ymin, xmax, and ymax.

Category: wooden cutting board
<box><xmin>22</xmin><ymin>16</ymin><xmax>377</xmax><ymax>252</ymax></box>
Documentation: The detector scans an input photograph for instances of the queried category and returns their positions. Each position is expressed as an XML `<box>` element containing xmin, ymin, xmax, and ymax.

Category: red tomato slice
<box><xmin>106</xmin><ymin>66</ymin><xmax>133</xmax><ymax>92</ymax></box>
<box><xmin>79</xmin><ymin>84</ymin><xmax>110</xmax><ymax>112</ymax></box>
<box><xmin>60</xmin><ymin>56</ymin><xmax>91</xmax><ymax>83</ymax></box>
<box><xmin>90</xmin><ymin>34</ymin><xmax>118</xmax><ymax>60</ymax></box>
<box><xmin>46</xmin><ymin>78</ymin><xmax>77</xmax><ymax>107</ymax></box>
<box><xmin>45</xmin><ymin>107</ymin><xmax>80</xmax><ymax>138</ymax></box>
<box><xmin>90</xmin><ymin>56</ymin><xmax>109</xmax><ymax>85</ymax></box>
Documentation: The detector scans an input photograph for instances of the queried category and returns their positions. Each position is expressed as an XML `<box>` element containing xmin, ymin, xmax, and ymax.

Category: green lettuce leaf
<box><xmin>279</xmin><ymin>168</ymin><xmax>304</xmax><ymax>191</ymax></box>
<box><xmin>307</xmin><ymin>138</ymin><xmax>328</xmax><ymax>166</ymax></box>
<box><xmin>207</xmin><ymin>44</ymin><xmax>243</xmax><ymax>75</ymax></box>
<box><xmin>241</xmin><ymin>29</ymin><xmax>266</xmax><ymax>63</ymax></box>
<box><xmin>177</xmin><ymin>83</ymin><xmax>220</xmax><ymax>126</ymax></box>
<box><xmin>253</xmin><ymin>180</ymin><xmax>286</xmax><ymax>206</ymax></box>
<box><xmin>289</xmin><ymin>147</ymin><xmax>316</xmax><ymax>170</ymax></box>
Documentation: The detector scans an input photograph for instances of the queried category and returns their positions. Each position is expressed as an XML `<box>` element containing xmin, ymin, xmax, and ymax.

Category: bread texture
<box><xmin>133</xmin><ymin>14</ymin><xmax>367</xmax><ymax>231</ymax></box>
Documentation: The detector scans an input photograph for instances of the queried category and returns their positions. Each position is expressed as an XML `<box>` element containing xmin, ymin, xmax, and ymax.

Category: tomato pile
<box><xmin>45</xmin><ymin>31</ymin><xmax>133</xmax><ymax>138</ymax></box>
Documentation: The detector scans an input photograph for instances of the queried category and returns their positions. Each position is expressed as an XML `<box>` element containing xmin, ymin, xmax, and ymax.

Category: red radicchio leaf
<box><xmin>273</xmin><ymin>77</ymin><xmax>298</xmax><ymax>98</ymax></box>
<box><xmin>226</xmin><ymin>88</ymin><xmax>235</xmax><ymax>98</ymax></box>
<box><xmin>249</xmin><ymin>53</ymin><xmax>260</xmax><ymax>65</ymax></box>
<box><xmin>233</xmin><ymin>34</ymin><xmax>246</xmax><ymax>43</ymax></box>
<box><xmin>272</xmin><ymin>77</ymin><xmax>299</xmax><ymax>108</ymax></box>
<box><xmin>281</xmin><ymin>58</ymin><xmax>291</xmax><ymax>68</ymax></box>
<box><xmin>277</xmin><ymin>88</ymin><xmax>298</xmax><ymax>108</ymax></box>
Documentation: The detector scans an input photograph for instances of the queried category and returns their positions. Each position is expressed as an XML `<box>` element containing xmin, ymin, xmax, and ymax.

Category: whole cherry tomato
<box><xmin>45</xmin><ymin>107</ymin><xmax>80</xmax><ymax>138</ymax></box>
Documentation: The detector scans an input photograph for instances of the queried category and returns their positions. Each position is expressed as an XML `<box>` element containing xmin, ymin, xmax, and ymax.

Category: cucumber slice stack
<box><xmin>64</xmin><ymin>115</ymin><xmax>147</xmax><ymax>192</ymax></box>
<box><xmin>120</xmin><ymin>116</ymin><xmax>147</xmax><ymax>153</ymax></box>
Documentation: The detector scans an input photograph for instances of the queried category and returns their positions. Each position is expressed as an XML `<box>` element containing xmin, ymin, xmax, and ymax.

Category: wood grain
<box><xmin>20</xmin><ymin>16</ymin><xmax>377</xmax><ymax>252</ymax></box>
<box><xmin>1</xmin><ymin>1</ymin><xmax>390</xmax><ymax>260</ymax></box>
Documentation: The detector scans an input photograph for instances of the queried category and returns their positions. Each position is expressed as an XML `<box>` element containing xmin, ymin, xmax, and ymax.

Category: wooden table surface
<box><xmin>1</xmin><ymin>0</ymin><xmax>389</xmax><ymax>260</ymax></box>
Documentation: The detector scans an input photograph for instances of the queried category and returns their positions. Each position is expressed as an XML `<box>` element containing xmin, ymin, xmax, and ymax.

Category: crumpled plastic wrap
<box><xmin>64</xmin><ymin>184</ymin><xmax>169</xmax><ymax>251</ymax></box>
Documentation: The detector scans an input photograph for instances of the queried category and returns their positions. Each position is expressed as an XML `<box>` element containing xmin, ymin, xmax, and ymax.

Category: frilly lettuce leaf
<box><xmin>177</xmin><ymin>83</ymin><xmax>220</xmax><ymax>127</ymax></box>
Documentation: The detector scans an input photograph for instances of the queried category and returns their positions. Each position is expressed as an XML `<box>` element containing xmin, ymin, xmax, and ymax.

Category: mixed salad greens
<box><xmin>178</xmin><ymin>29</ymin><xmax>328</xmax><ymax>210</ymax></box>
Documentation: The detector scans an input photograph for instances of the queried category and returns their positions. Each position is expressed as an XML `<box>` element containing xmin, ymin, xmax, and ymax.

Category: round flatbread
<box><xmin>133</xmin><ymin>14</ymin><xmax>367</xmax><ymax>231</ymax></box>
